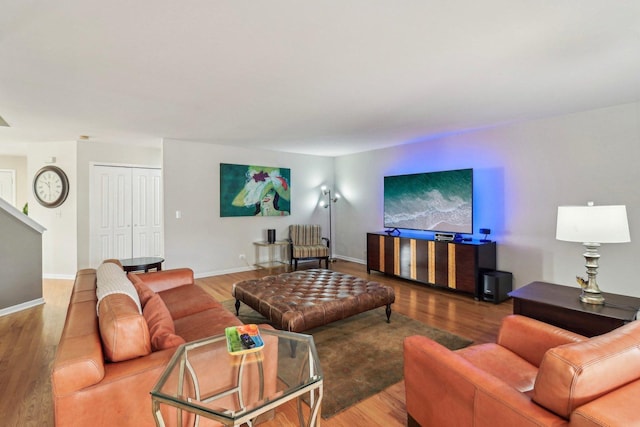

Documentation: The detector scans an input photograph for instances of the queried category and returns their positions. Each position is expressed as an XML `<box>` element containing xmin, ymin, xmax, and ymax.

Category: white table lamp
<box><xmin>556</xmin><ymin>202</ymin><xmax>630</xmax><ymax>305</ymax></box>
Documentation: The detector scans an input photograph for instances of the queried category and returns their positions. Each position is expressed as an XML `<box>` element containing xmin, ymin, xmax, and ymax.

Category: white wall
<box><xmin>24</xmin><ymin>141</ymin><xmax>78</xmax><ymax>278</ymax></box>
<box><xmin>0</xmin><ymin>155</ymin><xmax>28</xmax><ymax>209</ymax></box>
<box><xmin>336</xmin><ymin>102</ymin><xmax>640</xmax><ymax>297</ymax></box>
<box><xmin>163</xmin><ymin>139</ymin><xmax>334</xmax><ymax>276</ymax></box>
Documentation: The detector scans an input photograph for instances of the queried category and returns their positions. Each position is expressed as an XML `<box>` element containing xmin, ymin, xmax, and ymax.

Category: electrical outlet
<box><xmin>239</xmin><ymin>254</ymin><xmax>246</xmax><ymax>260</ymax></box>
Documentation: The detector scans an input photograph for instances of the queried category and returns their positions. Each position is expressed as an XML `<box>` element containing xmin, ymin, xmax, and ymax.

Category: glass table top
<box><xmin>151</xmin><ymin>327</ymin><xmax>322</xmax><ymax>426</ymax></box>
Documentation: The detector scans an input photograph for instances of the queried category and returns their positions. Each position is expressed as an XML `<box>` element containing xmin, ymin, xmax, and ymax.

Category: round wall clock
<box><xmin>33</xmin><ymin>165</ymin><xmax>70</xmax><ymax>208</ymax></box>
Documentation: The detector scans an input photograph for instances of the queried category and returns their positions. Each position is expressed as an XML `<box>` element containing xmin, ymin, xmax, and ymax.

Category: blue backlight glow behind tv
<box><xmin>384</xmin><ymin>168</ymin><xmax>473</xmax><ymax>234</ymax></box>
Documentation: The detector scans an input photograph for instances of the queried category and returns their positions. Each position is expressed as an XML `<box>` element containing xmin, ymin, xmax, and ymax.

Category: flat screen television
<box><xmin>384</xmin><ymin>168</ymin><xmax>473</xmax><ymax>234</ymax></box>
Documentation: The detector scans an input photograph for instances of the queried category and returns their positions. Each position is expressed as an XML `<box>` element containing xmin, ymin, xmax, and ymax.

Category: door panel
<box><xmin>91</xmin><ymin>166</ymin><xmax>132</xmax><ymax>266</ymax></box>
<box><xmin>132</xmin><ymin>168</ymin><xmax>163</xmax><ymax>257</ymax></box>
<box><xmin>114</xmin><ymin>169</ymin><xmax>132</xmax><ymax>257</ymax></box>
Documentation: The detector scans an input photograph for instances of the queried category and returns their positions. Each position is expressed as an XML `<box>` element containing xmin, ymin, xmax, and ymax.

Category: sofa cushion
<box><xmin>174</xmin><ymin>307</ymin><xmax>242</xmax><ymax>343</ymax></box>
<box><xmin>144</xmin><ymin>294</ymin><xmax>185</xmax><ymax>351</ymax></box>
<box><xmin>98</xmin><ymin>294</ymin><xmax>151</xmax><ymax>362</ymax></box>
<box><xmin>131</xmin><ymin>279</ymin><xmax>155</xmax><ymax>307</ymax></box>
<box><xmin>457</xmin><ymin>343</ymin><xmax>538</xmax><ymax>393</ymax></box>
<box><xmin>292</xmin><ymin>244</ymin><xmax>329</xmax><ymax>259</ymax></box>
<box><xmin>533</xmin><ymin>320</ymin><xmax>640</xmax><ymax>419</ymax></box>
<box><xmin>128</xmin><ymin>268</ymin><xmax>195</xmax><ymax>293</ymax></box>
<box><xmin>158</xmin><ymin>285</ymin><xmax>219</xmax><ymax>320</ymax></box>
<box><xmin>96</xmin><ymin>262</ymin><xmax>142</xmax><ymax>314</ymax></box>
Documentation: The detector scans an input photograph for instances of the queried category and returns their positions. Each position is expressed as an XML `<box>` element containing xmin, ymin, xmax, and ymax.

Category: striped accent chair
<box><xmin>288</xmin><ymin>224</ymin><xmax>330</xmax><ymax>270</ymax></box>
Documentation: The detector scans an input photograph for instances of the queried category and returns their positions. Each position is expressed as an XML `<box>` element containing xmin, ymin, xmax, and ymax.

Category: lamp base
<box><xmin>576</xmin><ymin>242</ymin><xmax>605</xmax><ymax>305</ymax></box>
<box><xmin>579</xmin><ymin>290</ymin><xmax>605</xmax><ymax>305</ymax></box>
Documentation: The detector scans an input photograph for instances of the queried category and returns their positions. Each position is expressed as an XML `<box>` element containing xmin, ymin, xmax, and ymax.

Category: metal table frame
<box><xmin>151</xmin><ymin>329</ymin><xmax>322</xmax><ymax>427</ymax></box>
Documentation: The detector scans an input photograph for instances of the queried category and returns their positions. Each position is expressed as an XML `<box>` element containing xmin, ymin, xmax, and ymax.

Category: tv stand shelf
<box><xmin>366</xmin><ymin>232</ymin><xmax>497</xmax><ymax>298</ymax></box>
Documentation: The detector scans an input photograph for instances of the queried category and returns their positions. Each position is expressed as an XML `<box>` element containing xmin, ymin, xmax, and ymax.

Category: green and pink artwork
<box><xmin>220</xmin><ymin>163</ymin><xmax>291</xmax><ymax>217</ymax></box>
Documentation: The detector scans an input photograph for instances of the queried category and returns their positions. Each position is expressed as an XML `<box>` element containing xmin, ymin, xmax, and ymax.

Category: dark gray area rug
<box><xmin>221</xmin><ymin>299</ymin><xmax>472</xmax><ymax>419</ymax></box>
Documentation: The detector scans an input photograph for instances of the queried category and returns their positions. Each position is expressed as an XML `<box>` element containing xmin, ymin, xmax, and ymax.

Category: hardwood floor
<box><xmin>0</xmin><ymin>261</ymin><xmax>512</xmax><ymax>426</ymax></box>
<box><xmin>0</xmin><ymin>279</ymin><xmax>73</xmax><ymax>427</ymax></box>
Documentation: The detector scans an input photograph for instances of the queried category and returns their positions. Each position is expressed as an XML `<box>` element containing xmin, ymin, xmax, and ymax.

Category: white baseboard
<box><xmin>333</xmin><ymin>255</ymin><xmax>365</xmax><ymax>265</ymax></box>
<box><xmin>43</xmin><ymin>273</ymin><xmax>76</xmax><ymax>280</ymax></box>
<box><xmin>0</xmin><ymin>298</ymin><xmax>45</xmax><ymax>317</ymax></box>
<box><xmin>194</xmin><ymin>265</ymin><xmax>257</xmax><ymax>279</ymax></box>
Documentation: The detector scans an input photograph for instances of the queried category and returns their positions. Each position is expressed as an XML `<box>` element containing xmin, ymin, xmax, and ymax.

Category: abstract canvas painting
<box><xmin>220</xmin><ymin>163</ymin><xmax>291</xmax><ymax>217</ymax></box>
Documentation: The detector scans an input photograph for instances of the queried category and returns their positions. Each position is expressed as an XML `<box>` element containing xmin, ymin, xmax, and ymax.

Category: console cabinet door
<box><xmin>366</xmin><ymin>233</ymin><xmax>381</xmax><ymax>272</ymax></box>
<box><xmin>384</xmin><ymin>236</ymin><xmax>396</xmax><ymax>274</ymax></box>
<box><xmin>414</xmin><ymin>239</ymin><xmax>430</xmax><ymax>283</ymax></box>
<box><xmin>399</xmin><ymin>238</ymin><xmax>412</xmax><ymax>278</ymax></box>
<box><xmin>453</xmin><ymin>244</ymin><xmax>477</xmax><ymax>294</ymax></box>
<box><xmin>433</xmin><ymin>242</ymin><xmax>450</xmax><ymax>288</ymax></box>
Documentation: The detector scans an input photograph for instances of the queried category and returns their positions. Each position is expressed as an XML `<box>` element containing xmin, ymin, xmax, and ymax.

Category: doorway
<box><xmin>89</xmin><ymin>164</ymin><xmax>163</xmax><ymax>267</ymax></box>
<box><xmin>0</xmin><ymin>169</ymin><xmax>16</xmax><ymax>206</ymax></box>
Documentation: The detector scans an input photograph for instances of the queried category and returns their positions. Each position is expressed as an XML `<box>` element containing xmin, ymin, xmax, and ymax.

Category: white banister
<box><xmin>0</xmin><ymin>197</ymin><xmax>46</xmax><ymax>234</ymax></box>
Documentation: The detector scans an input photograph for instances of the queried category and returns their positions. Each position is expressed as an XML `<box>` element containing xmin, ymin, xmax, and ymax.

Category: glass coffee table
<box><xmin>151</xmin><ymin>328</ymin><xmax>322</xmax><ymax>427</ymax></box>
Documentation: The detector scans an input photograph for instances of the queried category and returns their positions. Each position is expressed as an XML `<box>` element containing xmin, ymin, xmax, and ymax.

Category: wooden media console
<box><xmin>366</xmin><ymin>232</ymin><xmax>496</xmax><ymax>299</ymax></box>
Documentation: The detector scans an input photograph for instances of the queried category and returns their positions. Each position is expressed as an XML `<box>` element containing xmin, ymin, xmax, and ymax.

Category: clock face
<box><xmin>33</xmin><ymin>166</ymin><xmax>69</xmax><ymax>208</ymax></box>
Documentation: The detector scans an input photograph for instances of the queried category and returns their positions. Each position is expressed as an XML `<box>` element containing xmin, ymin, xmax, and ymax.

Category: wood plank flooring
<box><xmin>0</xmin><ymin>261</ymin><xmax>512</xmax><ymax>426</ymax></box>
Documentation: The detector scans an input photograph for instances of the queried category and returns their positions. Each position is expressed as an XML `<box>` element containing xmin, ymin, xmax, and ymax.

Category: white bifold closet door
<box><xmin>90</xmin><ymin>165</ymin><xmax>163</xmax><ymax>267</ymax></box>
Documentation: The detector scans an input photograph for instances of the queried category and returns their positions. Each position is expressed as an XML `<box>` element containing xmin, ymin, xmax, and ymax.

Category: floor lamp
<box><xmin>320</xmin><ymin>186</ymin><xmax>340</xmax><ymax>261</ymax></box>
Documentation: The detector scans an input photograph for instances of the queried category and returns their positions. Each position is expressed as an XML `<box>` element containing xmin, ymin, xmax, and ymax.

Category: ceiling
<box><xmin>1</xmin><ymin>1</ymin><xmax>639</xmax><ymax>157</ymax></box>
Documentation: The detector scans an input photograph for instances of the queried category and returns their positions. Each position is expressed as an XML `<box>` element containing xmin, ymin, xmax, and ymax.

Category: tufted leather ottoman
<box><xmin>232</xmin><ymin>269</ymin><xmax>395</xmax><ymax>332</ymax></box>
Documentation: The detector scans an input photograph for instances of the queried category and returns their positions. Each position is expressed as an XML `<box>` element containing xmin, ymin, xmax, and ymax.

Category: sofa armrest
<box><xmin>533</xmin><ymin>320</ymin><xmax>640</xmax><ymax>419</ymax></box>
<box><xmin>497</xmin><ymin>315</ymin><xmax>586</xmax><ymax>367</ymax></box>
<box><xmin>570</xmin><ymin>379</ymin><xmax>640</xmax><ymax>426</ymax></box>
<box><xmin>403</xmin><ymin>336</ymin><xmax>566</xmax><ymax>427</ymax></box>
<box><xmin>54</xmin><ymin>349</ymin><xmax>175</xmax><ymax>426</ymax></box>
<box><xmin>127</xmin><ymin>268</ymin><xmax>194</xmax><ymax>293</ymax></box>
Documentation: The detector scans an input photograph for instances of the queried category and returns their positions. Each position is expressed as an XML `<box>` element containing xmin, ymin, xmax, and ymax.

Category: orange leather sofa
<box><xmin>404</xmin><ymin>314</ymin><xmax>640</xmax><ymax>426</ymax></box>
<box><xmin>52</xmin><ymin>264</ymin><xmax>275</xmax><ymax>427</ymax></box>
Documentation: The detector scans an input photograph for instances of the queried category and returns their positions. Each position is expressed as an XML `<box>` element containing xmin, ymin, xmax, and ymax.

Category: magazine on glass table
<box><xmin>225</xmin><ymin>324</ymin><xmax>265</xmax><ymax>355</ymax></box>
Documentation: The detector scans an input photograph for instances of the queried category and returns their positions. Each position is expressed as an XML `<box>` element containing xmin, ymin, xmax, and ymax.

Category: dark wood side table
<box><xmin>120</xmin><ymin>256</ymin><xmax>164</xmax><ymax>273</ymax></box>
<box><xmin>509</xmin><ymin>281</ymin><xmax>640</xmax><ymax>337</ymax></box>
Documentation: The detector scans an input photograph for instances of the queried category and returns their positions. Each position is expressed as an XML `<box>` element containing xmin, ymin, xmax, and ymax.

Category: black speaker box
<box><xmin>267</xmin><ymin>229</ymin><xmax>276</xmax><ymax>244</ymax></box>
<box><xmin>482</xmin><ymin>271</ymin><xmax>513</xmax><ymax>304</ymax></box>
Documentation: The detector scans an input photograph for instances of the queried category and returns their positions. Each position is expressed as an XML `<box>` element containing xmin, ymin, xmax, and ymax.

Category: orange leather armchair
<box><xmin>404</xmin><ymin>315</ymin><xmax>640</xmax><ymax>426</ymax></box>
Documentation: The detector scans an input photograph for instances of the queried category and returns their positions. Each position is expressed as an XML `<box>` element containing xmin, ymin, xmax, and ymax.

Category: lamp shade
<box><xmin>556</xmin><ymin>204</ymin><xmax>630</xmax><ymax>243</ymax></box>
